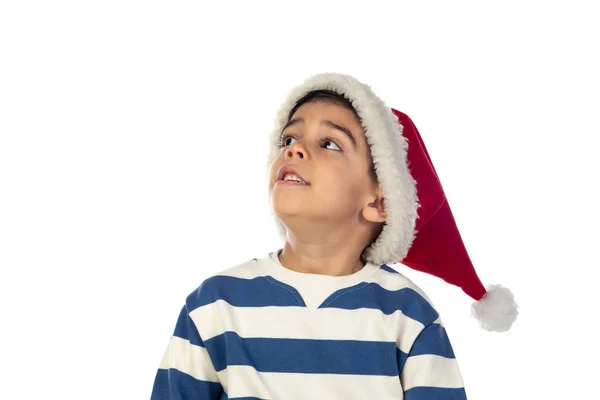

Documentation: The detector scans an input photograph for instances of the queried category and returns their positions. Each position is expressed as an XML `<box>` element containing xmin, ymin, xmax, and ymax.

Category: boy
<box><xmin>150</xmin><ymin>73</ymin><xmax>518</xmax><ymax>399</ymax></box>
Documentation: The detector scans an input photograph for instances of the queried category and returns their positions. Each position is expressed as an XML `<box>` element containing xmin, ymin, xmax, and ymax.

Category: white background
<box><xmin>1</xmin><ymin>1</ymin><xmax>599</xmax><ymax>399</ymax></box>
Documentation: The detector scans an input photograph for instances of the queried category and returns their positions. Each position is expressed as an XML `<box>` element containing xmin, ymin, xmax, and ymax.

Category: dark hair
<box><xmin>287</xmin><ymin>89</ymin><xmax>378</xmax><ymax>183</ymax></box>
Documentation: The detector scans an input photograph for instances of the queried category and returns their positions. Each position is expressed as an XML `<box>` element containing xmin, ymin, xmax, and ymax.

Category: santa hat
<box><xmin>266</xmin><ymin>72</ymin><xmax>518</xmax><ymax>332</ymax></box>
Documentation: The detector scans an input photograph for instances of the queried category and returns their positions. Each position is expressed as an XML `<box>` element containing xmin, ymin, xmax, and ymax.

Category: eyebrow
<box><xmin>280</xmin><ymin>118</ymin><xmax>358</xmax><ymax>150</ymax></box>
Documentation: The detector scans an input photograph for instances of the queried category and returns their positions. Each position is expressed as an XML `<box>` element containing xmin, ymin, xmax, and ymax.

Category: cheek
<box><xmin>318</xmin><ymin>169</ymin><xmax>365</xmax><ymax>198</ymax></box>
<box><xmin>268</xmin><ymin>160</ymin><xmax>282</xmax><ymax>181</ymax></box>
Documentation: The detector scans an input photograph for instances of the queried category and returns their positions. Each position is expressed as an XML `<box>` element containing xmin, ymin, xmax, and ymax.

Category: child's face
<box><xmin>269</xmin><ymin>101</ymin><xmax>381</xmax><ymax>233</ymax></box>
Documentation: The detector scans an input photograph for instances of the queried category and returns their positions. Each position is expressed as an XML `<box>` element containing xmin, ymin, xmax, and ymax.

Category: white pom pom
<box><xmin>470</xmin><ymin>284</ymin><xmax>519</xmax><ymax>332</ymax></box>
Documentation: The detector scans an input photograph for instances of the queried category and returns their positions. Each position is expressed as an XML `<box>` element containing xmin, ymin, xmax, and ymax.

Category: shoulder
<box><xmin>184</xmin><ymin>257</ymin><xmax>265</xmax><ymax>310</ymax></box>
<box><xmin>371</xmin><ymin>264</ymin><xmax>441</xmax><ymax>326</ymax></box>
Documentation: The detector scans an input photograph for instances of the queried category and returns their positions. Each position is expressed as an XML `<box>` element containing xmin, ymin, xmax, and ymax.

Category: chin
<box><xmin>272</xmin><ymin>206</ymin><xmax>304</xmax><ymax>218</ymax></box>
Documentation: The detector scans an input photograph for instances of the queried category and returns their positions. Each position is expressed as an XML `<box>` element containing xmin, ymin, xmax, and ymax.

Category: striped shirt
<box><xmin>151</xmin><ymin>250</ymin><xmax>466</xmax><ymax>399</ymax></box>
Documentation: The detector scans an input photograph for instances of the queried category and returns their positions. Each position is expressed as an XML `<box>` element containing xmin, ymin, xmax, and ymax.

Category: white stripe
<box><xmin>400</xmin><ymin>354</ymin><xmax>464</xmax><ymax>390</ymax></box>
<box><xmin>217</xmin><ymin>365</ymin><xmax>404</xmax><ymax>400</ymax></box>
<box><xmin>158</xmin><ymin>344</ymin><xmax>170</xmax><ymax>369</ymax></box>
<box><xmin>190</xmin><ymin>300</ymin><xmax>425</xmax><ymax>355</ymax></box>
<box><xmin>215</xmin><ymin>260</ymin><xmax>265</xmax><ymax>279</ymax></box>
<box><xmin>373</xmin><ymin>267</ymin><xmax>437</xmax><ymax>310</ymax></box>
<box><xmin>159</xmin><ymin>336</ymin><xmax>220</xmax><ymax>383</ymax></box>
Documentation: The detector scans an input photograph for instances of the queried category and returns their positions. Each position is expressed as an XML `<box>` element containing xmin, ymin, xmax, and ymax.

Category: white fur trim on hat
<box><xmin>266</xmin><ymin>73</ymin><xmax>420</xmax><ymax>265</ymax></box>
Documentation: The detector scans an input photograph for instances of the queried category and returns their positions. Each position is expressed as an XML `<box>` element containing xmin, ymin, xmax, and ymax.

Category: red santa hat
<box><xmin>266</xmin><ymin>72</ymin><xmax>519</xmax><ymax>332</ymax></box>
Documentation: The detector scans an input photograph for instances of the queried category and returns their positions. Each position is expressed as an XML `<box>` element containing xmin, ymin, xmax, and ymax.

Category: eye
<box><xmin>279</xmin><ymin>135</ymin><xmax>295</xmax><ymax>148</ymax></box>
<box><xmin>279</xmin><ymin>135</ymin><xmax>342</xmax><ymax>152</ymax></box>
<box><xmin>322</xmin><ymin>138</ymin><xmax>341</xmax><ymax>151</ymax></box>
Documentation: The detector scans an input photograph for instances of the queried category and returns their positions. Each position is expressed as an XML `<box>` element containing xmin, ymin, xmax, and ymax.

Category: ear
<box><xmin>362</xmin><ymin>187</ymin><xmax>387</xmax><ymax>223</ymax></box>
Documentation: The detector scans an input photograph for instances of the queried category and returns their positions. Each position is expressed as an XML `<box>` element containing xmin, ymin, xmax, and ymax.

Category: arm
<box><xmin>400</xmin><ymin>321</ymin><xmax>467</xmax><ymax>399</ymax></box>
<box><xmin>150</xmin><ymin>304</ymin><xmax>223</xmax><ymax>400</ymax></box>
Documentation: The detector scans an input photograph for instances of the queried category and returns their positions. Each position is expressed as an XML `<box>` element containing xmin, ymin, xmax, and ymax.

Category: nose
<box><xmin>285</xmin><ymin>143</ymin><xmax>305</xmax><ymax>160</ymax></box>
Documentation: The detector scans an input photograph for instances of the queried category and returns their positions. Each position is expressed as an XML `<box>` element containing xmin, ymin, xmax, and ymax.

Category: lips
<box><xmin>277</xmin><ymin>165</ymin><xmax>309</xmax><ymax>184</ymax></box>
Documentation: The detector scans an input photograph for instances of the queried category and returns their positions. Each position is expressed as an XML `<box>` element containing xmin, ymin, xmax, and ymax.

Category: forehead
<box><xmin>286</xmin><ymin>100</ymin><xmax>368</xmax><ymax>148</ymax></box>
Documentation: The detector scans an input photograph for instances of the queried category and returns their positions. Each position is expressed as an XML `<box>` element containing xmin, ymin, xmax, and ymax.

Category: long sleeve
<box><xmin>399</xmin><ymin>321</ymin><xmax>467</xmax><ymax>399</ymax></box>
<box><xmin>150</xmin><ymin>304</ymin><xmax>223</xmax><ymax>400</ymax></box>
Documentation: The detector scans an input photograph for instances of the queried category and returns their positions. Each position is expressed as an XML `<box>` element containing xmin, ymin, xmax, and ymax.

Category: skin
<box><xmin>268</xmin><ymin>100</ymin><xmax>387</xmax><ymax>276</ymax></box>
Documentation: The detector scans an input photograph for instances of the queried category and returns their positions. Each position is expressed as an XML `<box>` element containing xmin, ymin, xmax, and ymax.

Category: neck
<box><xmin>278</xmin><ymin>242</ymin><xmax>366</xmax><ymax>277</ymax></box>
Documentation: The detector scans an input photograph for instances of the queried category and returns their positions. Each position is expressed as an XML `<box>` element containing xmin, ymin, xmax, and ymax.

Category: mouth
<box><xmin>276</xmin><ymin>180</ymin><xmax>310</xmax><ymax>186</ymax></box>
<box><xmin>277</xmin><ymin>166</ymin><xmax>310</xmax><ymax>185</ymax></box>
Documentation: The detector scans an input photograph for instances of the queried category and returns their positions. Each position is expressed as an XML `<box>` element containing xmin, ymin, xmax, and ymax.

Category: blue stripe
<box><xmin>404</xmin><ymin>386</ymin><xmax>467</xmax><ymax>399</ymax></box>
<box><xmin>263</xmin><ymin>277</ymin><xmax>307</xmax><ymax>306</ymax></box>
<box><xmin>186</xmin><ymin>276</ymin><xmax>305</xmax><ymax>311</ymax></box>
<box><xmin>173</xmin><ymin>305</ymin><xmax>204</xmax><ymax>347</ymax></box>
<box><xmin>150</xmin><ymin>369</ymin><xmax>169</xmax><ymax>400</ymax></box>
<box><xmin>380</xmin><ymin>264</ymin><xmax>398</xmax><ymax>274</ymax></box>
<box><xmin>319</xmin><ymin>283</ymin><xmax>439</xmax><ymax>326</ymax></box>
<box><xmin>396</xmin><ymin>347</ymin><xmax>409</xmax><ymax>374</ymax></box>
<box><xmin>409</xmin><ymin>323</ymin><xmax>456</xmax><ymax>358</ymax></box>
<box><xmin>204</xmin><ymin>331</ymin><xmax>399</xmax><ymax>376</ymax></box>
<box><xmin>150</xmin><ymin>368</ymin><xmax>223</xmax><ymax>400</ymax></box>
